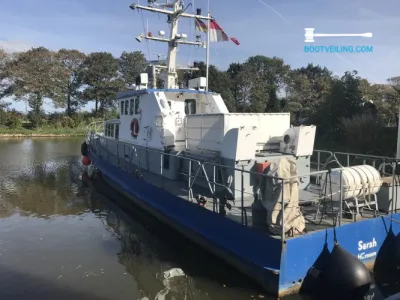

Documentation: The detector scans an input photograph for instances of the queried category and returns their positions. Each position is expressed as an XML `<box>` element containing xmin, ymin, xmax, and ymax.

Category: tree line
<box><xmin>0</xmin><ymin>47</ymin><xmax>147</xmax><ymax>129</ymax></box>
<box><xmin>0</xmin><ymin>47</ymin><xmax>399</xmax><ymax>155</ymax></box>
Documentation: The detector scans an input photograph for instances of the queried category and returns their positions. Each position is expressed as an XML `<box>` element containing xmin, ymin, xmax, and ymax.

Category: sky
<box><xmin>1</xmin><ymin>0</ymin><xmax>399</xmax><ymax>112</ymax></box>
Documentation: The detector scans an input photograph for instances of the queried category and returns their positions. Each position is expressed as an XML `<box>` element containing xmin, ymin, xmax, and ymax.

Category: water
<box><xmin>0</xmin><ymin>138</ymin><xmax>396</xmax><ymax>300</ymax></box>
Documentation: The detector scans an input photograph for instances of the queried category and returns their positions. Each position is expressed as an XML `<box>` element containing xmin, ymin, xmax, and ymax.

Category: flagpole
<box><xmin>205</xmin><ymin>11</ymin><xmax>210</xmax><ymax>91</ymax></box>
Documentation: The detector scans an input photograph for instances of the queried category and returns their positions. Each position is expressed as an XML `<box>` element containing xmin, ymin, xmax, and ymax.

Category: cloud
<box><xmin>0</xmin><ymin>40</ymin><xmax>33</xmax><ymax>53</ymax></box>
<box><xmin>256</xmin><ymin>0</ymin><xmax>292</xmax><ymax>25</ymax></box>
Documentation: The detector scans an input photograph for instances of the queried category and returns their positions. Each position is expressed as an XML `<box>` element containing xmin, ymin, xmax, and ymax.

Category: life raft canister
<box><xmin>130</xmin><ymin>118</ymin><xmax>139</xmax><ymax>138</ymax></box>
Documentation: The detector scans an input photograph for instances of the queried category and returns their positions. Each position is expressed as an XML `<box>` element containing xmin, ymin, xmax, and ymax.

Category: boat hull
<box><xmin>89</xmin><ymin>152</ymin><xmax>282</xmax><ymax>294</ymax></box>
<box><xmin>87</xmin><ymin>152</ymin><xmax>400</xmax><ymax>297</ymax></box>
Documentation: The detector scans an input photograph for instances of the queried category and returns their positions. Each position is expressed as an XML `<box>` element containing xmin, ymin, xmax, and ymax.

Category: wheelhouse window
<box><xmin>125</xmin><ymin>100</ymin><xmax>129</xmax><ymax>115</ymax></box>
<box><xmin>120</xmin><ymin>101</ymin><xmax>124</xmax><ymax>115</ymax></box>
<box><xmin>130</xmin><ymin>99</ymin><xmax>134</xmax><ymax>115</ymax></box>
<box><xmin>184</xmin><ymin>99</ymin><xmax>196</xmax><ymax>115</ymax></box>
<box><xmin>105</xmin><ymin>123</ymin><xmax>118</xmax><ymax>138</ymax></box>
<box><xmin>110</xmin><ymin>124</ymin><xmax>114</xmax><ymax>138</ymax></box>
<box><xmin>135</xmin><ymin>96</ymin><xmax>140</xmax><ymax>114</ymax></box>
<box><xmin>115</xmin><ymin>124</ymin><xmax>119</xmax><ymax>139</ymax></box>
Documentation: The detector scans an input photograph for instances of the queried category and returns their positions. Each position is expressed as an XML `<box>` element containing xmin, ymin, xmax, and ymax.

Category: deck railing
<box><xmin>86</xmin><ymin>133</ymin><xmax>399</xmax><ymax>242</ymax></box>
<box><xmin>86</xmin><ymin>120</ymin><xmax>104</xmax><ymax>136</ymax></box>
<box><xmin>312</xmin><ymin>149</ymin><xmax>399</xmax><ymax>177</ymax></box>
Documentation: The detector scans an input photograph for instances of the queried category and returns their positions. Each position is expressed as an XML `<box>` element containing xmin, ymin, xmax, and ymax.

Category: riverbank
<box><xmin>0</xmin><ymin>127</ymin><xmax>87</xmax><ymax>138</ymax></box>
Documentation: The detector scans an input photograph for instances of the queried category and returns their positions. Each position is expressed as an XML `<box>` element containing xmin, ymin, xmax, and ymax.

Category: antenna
<box><xmin>205</xmin><ymin>0</ymin><xmax>210</xmax><ymax>91</ymax></box>
<box><xmin>205</xmin><ymin>12</ymin><xmax>210</xmax><ymax>91</ymax></box>
<box><xmin>152</xmin><ymin>53</ymin><xmax>166</xmax><ymax>61</ymax></box>
<box><xmin>130</xmin><ymin>0</ymin><xmax>212</xmax><ymax>89</ymax></box>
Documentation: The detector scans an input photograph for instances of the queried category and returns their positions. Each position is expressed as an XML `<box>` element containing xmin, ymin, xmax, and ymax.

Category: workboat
<box><xmin>81</xmin><ymin>1</ymin><xmax>400</xmax><ymax>297</ymax></box>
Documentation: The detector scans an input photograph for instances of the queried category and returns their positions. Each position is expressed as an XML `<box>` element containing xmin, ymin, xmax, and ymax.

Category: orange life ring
<box><xmin>130</xmin><ymin>118</ymin><xmax>139</xmax><ymax>137</ymax></box>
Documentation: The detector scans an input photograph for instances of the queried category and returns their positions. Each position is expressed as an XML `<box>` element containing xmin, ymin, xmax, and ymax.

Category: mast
<box><xmin>130</xmin><ymin>1</ymin><xmax>212</xmax><ymax>89</ymax></box>
<box><xmin>205</xmin><ymin>11</ymin><xmax>210</xmax><ymax>91</ymax></box>
<box><xmin>166</xmin><ymin>1</ymin><xmax>180</xmax><ymax>89</ymax></box>
<box><xmin>397</xmin><ymin>107</ymin><xmax>400</xmax><ymax>159</ymax></box>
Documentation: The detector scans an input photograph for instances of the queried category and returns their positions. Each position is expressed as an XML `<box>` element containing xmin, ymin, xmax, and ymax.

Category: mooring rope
<box><xmin>383</xmin><ymin>215</ymin><xmax>400</xmax><ymax>225</ymax></box>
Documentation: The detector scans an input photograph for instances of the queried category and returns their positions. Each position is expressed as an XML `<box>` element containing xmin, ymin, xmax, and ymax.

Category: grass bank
<box><xmin>0</xmin><ymin>126</ymin><xmax>87</xmax><ymax>137</ymax></box>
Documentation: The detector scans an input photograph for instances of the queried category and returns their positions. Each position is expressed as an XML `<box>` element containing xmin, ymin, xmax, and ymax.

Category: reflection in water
<box><xmin>0</xmin><ymin>138</ymin><xmax>396</xmax><ymax>300</ymax></box>
<box><xmin>0</xmin><ymin>138</ymin><xmax>261</xmax><ymax>300</ymax></box>
<box><xmin>90</xmin><ymin>177</ymin><xmax>261</xmax><ymax>300</ymax></box>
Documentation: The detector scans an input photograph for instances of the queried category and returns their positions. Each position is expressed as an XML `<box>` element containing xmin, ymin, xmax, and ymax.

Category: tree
<box><xmin>244</xmin><ymin>55</ymin><xmax>291</xmax><ymax>112</ymax></box>
<box><xmin>227</xmin><ymin>62</ymin><xmax>244</xmax><ymax>109</ymax></box>
<box><xmin>340</xmin><ymin>71</ymin><xmax>364</xmax><ymax>118</ymax></box>
<box><xmin>1</xmin><ymin>47</ymin><xmax>62</xmax><ymax>126</ymax></box>
<box><xmin>0</xmin><ymin>49</ymin><xmax>14</xmax><ymax>100</ymax></box>
<box><xmin>81</xmin><ymin>52</ymin><xmax>124</xmax><ymax>115</ymax></box>
<box><xmin>266</xmin><ymin>85</ymin><xmax>280</xmax><ymax>112</ymax></box>
<box><xmin>53</xmin><ymin>49</ymin><xmax>87</xmax><ymax>116</ymax></box>
<box><xmin>388</xmin><ymin>76</ymin><xmax>400</xmax><ymax>92</ymax></box>
<box><xmin>235</xmin><ymin>63</ymin><xmax>268</xmax><ymax>112</ymax></box>
<box><xmin>0</xmin><ymin>50</ymin><xmax>11</xmax><ymax>126</ymax></box>
<box><xmin>246</xmin><ymin>55</ymin><xmax>290</xmax><ymax>88</ymax></box>
<box><xmin>314</xmin><ymin>71</ymin><xmax>364</xmax><ymax>137</ymax></box>
<box><xmin>206</xmin><ymin>64</ymin><xmax>235</xmax><ymax>112</ymax></box>
<box><xmin>118</xmin><ymin>51</ymin><xmax>147</xmax><ymax>87</ymax></box>
<box><xmin>287</xmin><ymin>64</ymin><xmax>332</xmax><ymax>118</ymax></box>
<box><xmin>386</xmin><ymin>76</ymin><xmax>400</xmax><ymax>125</ymax></box>
<box><xmin>314</xmin><ymin>78</ymin><xmax>346</xmax><ymax>137</ymax></box>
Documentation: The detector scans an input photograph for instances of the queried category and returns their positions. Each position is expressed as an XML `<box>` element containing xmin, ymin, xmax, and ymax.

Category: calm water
<box><xmin>0</xmin><ymin>138</ymin><xmax>395</xmax><ymax>300</ymax></box>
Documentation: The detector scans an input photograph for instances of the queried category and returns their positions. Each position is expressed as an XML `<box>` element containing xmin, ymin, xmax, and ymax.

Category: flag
<box><xmin>230</xmin><ymin>37</ymin><xmax>240</xmax><ymax>45</ymax></box>
<box><xmin>194</xmin><ymin>18</ymin><xmax>239</xmax><ymax>46</ymax></box>
<box><xmin>195</xmin><ymin>18</ymin><xmax>208</xmax><ymax>33</ymax></box>
<box><xmin>209</xmin><ymin>19</ymin><xmax>230</xmax><ymax>42</ymax></box>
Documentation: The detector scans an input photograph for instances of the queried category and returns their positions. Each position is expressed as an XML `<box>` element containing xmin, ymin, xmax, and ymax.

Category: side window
<box><xmin>184</xmin><ymin>99</ymin><xmax>196</xmax><ymax>115</ymax></box>
<box><xmin>125</xmin><ymin>100</ymin><xmax>129</xmax><ymax>115</ymax></box>
<box><xmin>135</xmin><ymin>96</ymin><xmax>140</xmax><ymax>114</ymax></box>
<box><xmin>130</xmin><ymin>99</ymin><xmax>134</xmax><ymax>115</ymax></box>
<box><xmin>120</xmin><ymin>101</ymin><xmax>124</xmax><ymax>115</ymax></box>
<box><xmin>115</xmin><ymin>124</ymin><xmax>119</xmax><ymax>139</ymax></box>
<box><xmin>110</xmin><ymin>124</ymin><xmax>114</xmax><ymax>138</ymax></box>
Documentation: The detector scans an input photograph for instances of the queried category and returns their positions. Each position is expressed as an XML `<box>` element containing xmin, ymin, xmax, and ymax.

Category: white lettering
<box><xmin>357</xmin><ymin>238</ymin><xmax>377</xmax><ymax>251</ymax></box>
<box><xmin>358</xmin><ymin>251</ymin><xmax>377</xmax><ymax>260</ymax></box>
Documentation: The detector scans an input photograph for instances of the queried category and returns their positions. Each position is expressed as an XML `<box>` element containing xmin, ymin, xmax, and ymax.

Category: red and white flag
<box><xmin>195</xmin><ymin>18</ymin><xmax>239</xmax><ymax>45</ymax></box>
<box><xmin>195</xmin><ymin>18</ymin><xmax>208</xmax><ymax>33</ymax></box>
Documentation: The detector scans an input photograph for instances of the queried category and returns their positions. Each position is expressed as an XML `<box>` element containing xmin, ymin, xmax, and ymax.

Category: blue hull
<box><xmin>88</xmin><ymin>153</ymin><xmax>400</xmax><ymax>297</ymax></box>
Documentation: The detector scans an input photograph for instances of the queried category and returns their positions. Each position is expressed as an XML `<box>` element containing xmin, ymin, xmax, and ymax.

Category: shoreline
<box><xmin>0</xmin><ymin>133</ymin><xmax>86</xmax><ymax>138</ymax></box>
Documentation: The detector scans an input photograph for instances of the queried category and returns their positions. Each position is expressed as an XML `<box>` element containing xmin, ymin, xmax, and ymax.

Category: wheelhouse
<box><xmin>104</xmin><ymin>119</ymin><xmax>120</xmax><ymax>139</ymax></box>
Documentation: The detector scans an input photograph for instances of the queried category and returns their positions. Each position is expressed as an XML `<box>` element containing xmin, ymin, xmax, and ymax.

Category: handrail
<box><xmin>88</xmin><ymin>134</ymin><xmax>399</xmax><ymax>241</ymax></box>
<box><xmin>87</xmin><ymin>120</ymin><xmax>105</xmax><ymax>135</ymax></box>
<box><xmin>332</xmin><ymin>151</ymin><xmax>400</xmax><ymax>176</ymax></box>
<box><xmin>91</xmin><ymin>135</ymin><xmax>213</xmax><ymax>201</ymax></box>
<box><xmin>141</xmin><ymin>146</ymin><xmax>210</xmax><ymax>201</ymax></box>
<box><xmin>311</xmin><ymin>150</ymin><xmax>334</xmax><ymax>171</ymax></box>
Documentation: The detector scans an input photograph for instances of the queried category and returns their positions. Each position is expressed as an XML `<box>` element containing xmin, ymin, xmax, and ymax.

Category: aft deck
<box><xmin>87</xmin><ymin>132</ymin><xmax>400</xmax><ymax>241</ymax></box>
